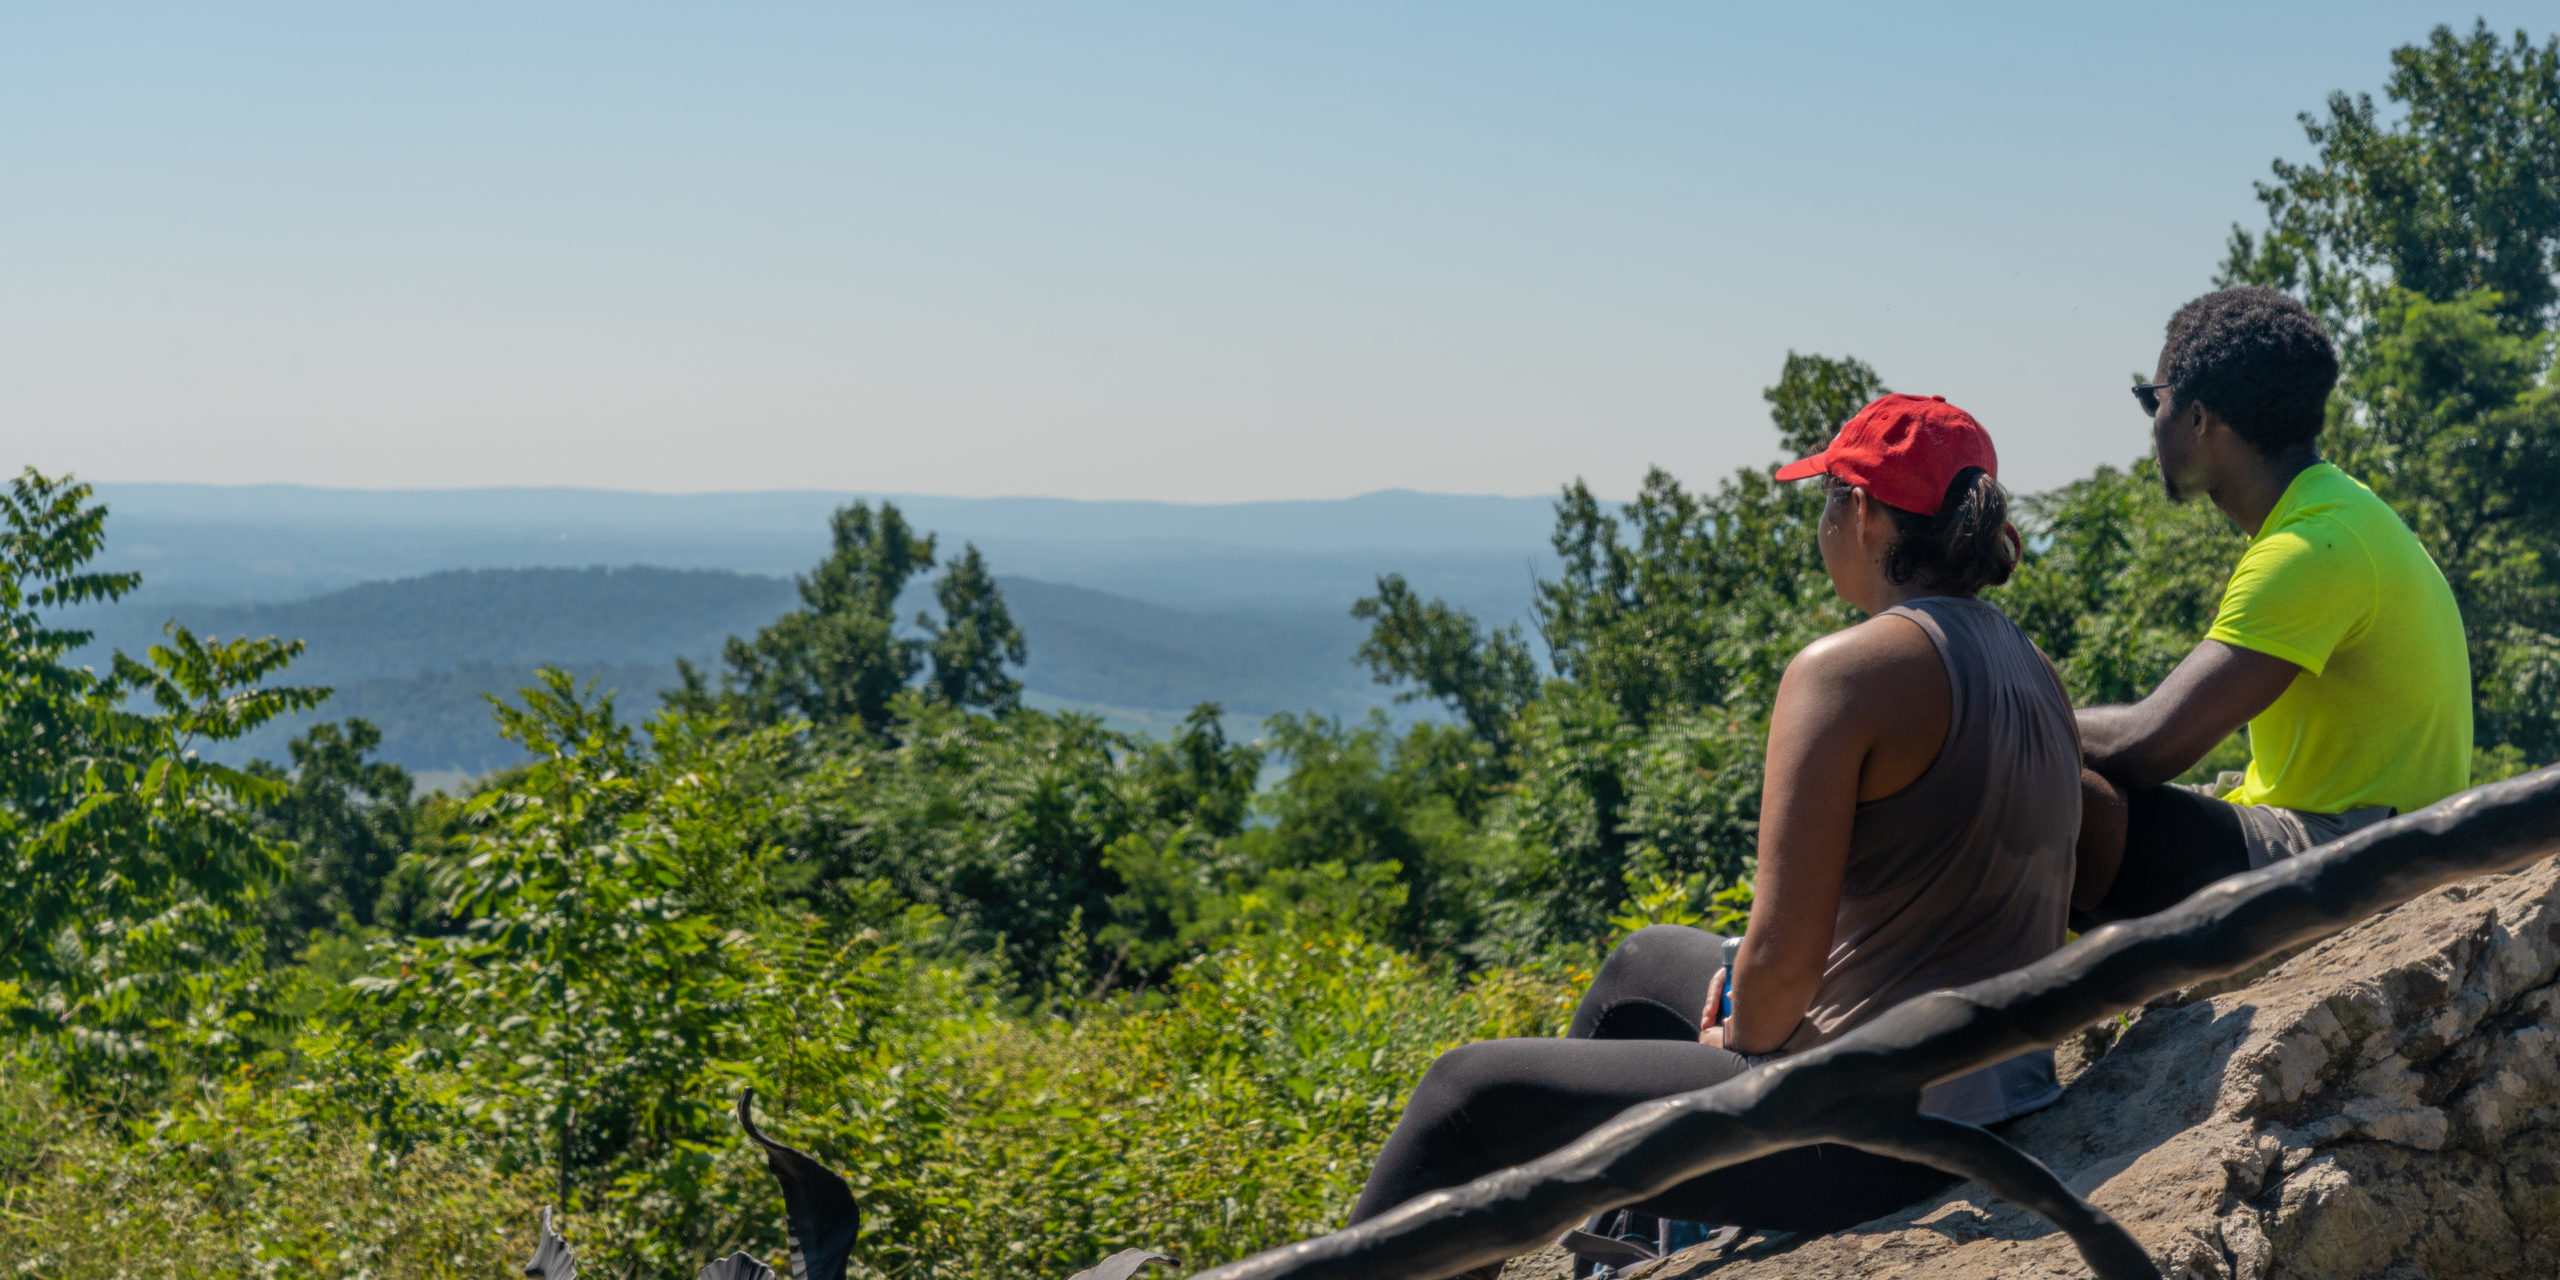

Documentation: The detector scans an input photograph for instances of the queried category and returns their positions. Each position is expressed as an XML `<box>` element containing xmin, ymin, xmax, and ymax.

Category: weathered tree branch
<box><xmin>738</xmin><ymin>1089</ymin><xmax>860</xmax><ymax>1280</ymax></box>
<box><xmin>1168</xmin><ymin>765</ymin><xmax>2560</xmax><ymax>1280</ymax></box>
<box><xmin>1835</xmin><ymin>1111</ymin><xmax>2152</xmax><ymax>1280</ymax></box>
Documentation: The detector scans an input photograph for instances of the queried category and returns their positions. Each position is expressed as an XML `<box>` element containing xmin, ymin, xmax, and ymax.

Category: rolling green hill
<box><xmin>68</xmin><ymin>565</ymin><xmax>1403</xmax><ymax>773</ymax></box>
<box><xmin>73</xmin><ymin>566</ymin><xmax>800</xmax><ymax>685</ymax></box>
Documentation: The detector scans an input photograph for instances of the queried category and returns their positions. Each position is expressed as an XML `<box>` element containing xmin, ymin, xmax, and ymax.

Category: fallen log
<box><xmin>1172</xmin><ymin>765</ymin><xmax>2560</xmax><ymax>1280</ymax></box>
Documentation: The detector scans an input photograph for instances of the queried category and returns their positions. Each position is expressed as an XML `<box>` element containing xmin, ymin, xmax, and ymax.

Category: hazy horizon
<box><xmin>11</xmin><ymin>4</ymin><xmax>2547</xmax><ymax>501</ymax></box>
<box><xmin>97</xmin><ymin>478</ymin><xmax>1573</xmax><ymax>504</ymax></box>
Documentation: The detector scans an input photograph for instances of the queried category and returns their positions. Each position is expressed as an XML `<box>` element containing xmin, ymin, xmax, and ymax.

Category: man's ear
<box><xmin>2189</xmin><ymin>399</ymin><xmax>2227</xmax><ymax>444</ymax></box>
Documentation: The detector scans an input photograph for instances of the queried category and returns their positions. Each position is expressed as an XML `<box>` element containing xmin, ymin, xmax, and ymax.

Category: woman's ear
<box><xmin>1850</xmin><ymin>486</ymin><xmax>1885</xmax><ymax>551</ymax></box>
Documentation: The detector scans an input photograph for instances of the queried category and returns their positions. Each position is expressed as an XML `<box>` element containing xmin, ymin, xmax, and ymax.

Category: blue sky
<box><xmin>3</xmin><ymin>4</ymin><xmax>2546</xmax><ymax>501</ymax></box>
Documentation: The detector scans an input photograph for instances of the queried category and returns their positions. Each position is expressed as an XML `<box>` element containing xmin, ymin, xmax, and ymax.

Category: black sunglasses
<box><xmin>2131</xmin><ymin>382</ymin><xmax>2174</xmax><ymax>416</ymax></box>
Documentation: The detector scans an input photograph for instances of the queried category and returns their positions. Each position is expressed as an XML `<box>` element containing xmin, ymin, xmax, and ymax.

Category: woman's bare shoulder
<box><xmin>1784</xmin><ymin>611</ymin><xmax>1943</xmax><ymax>692</ymax></box>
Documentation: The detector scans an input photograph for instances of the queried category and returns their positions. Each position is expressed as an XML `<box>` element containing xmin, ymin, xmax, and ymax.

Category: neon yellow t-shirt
<box><xmin>2206</xmin><ymin>463</ymin><xmax>2472</xmax><ymax>815</ymax></box>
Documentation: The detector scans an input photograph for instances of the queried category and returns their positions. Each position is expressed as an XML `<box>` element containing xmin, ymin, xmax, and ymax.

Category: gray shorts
<box><xmin>2179</xmin><ymin>772</ymin><xmax>2396</xmax><ymax>869</ymax></box>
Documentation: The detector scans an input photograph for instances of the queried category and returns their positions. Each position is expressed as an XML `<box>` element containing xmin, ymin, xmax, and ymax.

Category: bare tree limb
<box><xmin>1169</xmin><ymin>765</ymin><xmax>2560</xmax><ymax>1280</ymax></box>
<box><xmin>1836</xmin><ymin>1112</ymin><xmax>2152</xmax><ymax>1280</ymax></box>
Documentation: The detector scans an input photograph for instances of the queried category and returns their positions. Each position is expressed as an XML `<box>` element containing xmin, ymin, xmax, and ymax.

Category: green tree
<box><xmin>1536</xmin><ymin>350</ymin><xmax>1875</xmax><ymax>729</ymax></box>
<box><xmin>248</xmin><ymin>718</ymin><xmax>419</xmax><ymax>961</ymax></box>
<box><xmin>2001</xmin><ymin>462</ymin><xmax>2241</xmax><ymax>706</ymax></box>
<box><xmin>0</xmin><ymin>470</ymin><xmax>326</xmax><ymax>1083</ymax></box>
<box><xmin>314</xmin><ymin>670</ymin><xmax>926</xmax><ymax>1270</ymax></box>
<box><xmin>1762</xmin><ymin>350</ymin><xmax>1890</xmax><ymax>457</ymax></box>
<box><xmin>1096</xmin><ymin>704</ymin><xmax>1277</xmax><ymax>974</ymax></box>
<box><xmin>1128</xmin><ymin>702</ymin><xmax>1264</xmax><ymax>837</ymax></box>
<box><xmin>924</xmin><ymin>543</ymin><xmax>1028</xmax><ymax>714</ymax></box>
<box><xmin>794</xmin><ymin>694</ymin><xmax>1145</xmax><ymax>985</ymax></box>
<box><xmin>1350</xmin><ymin>354</ymin><xmax>1869</xmax><ymax>952</ymax></box>
<box><xmin>2336</xmin><ymin>290</ymin><xmax>2560</xmax><ymax>619</ymax></box>
<box><xmin>2222</xmin><ymin>22</ymin><xmax>2560</xmax><ymax>332</ymax></box>
<box><xmin>678</xmin><ymin>503</ymin><xmax>1030</xmax><ymax>731</ymax></box>
<box><xmin>687</xmin><ymin>502</ymin><xmax>936</xmax><ymax>731</ymax></box>
<box><xmin>2339</xmin><ymin>289</ymin><xmax>2560</xmax><ymax>758</ymax></box>
<box><xmin>1350</xmin><ymin>573</ymin><xmax>1539</xmax><ymax>749</ymax></box>
<box><xmin>1536</xmin><ymin>463</ymin><xmax>1845</xmax><ymax>730</ymax></box>
<box><xmin>1233</xmin><ymin>714</ymin><xmax>1496</xmax><ymax>956</ymax></box>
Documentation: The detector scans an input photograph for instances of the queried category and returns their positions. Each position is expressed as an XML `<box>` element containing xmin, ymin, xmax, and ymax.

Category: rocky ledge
<box><xmin>1525</xmin><ymin>853</ymin><xmax>2560</xmax><ymax>1280</ymax></box>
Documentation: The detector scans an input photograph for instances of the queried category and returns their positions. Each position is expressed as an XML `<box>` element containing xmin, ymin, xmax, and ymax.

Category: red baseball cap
<box><xmin>1773</xmin><ymin>393</ymin><xmax>1999</xmax><ymax>515</ymax></box>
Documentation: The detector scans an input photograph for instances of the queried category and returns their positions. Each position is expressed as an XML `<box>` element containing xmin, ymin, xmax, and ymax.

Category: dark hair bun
<box><xmin>1881</xmin><ymin>467</ymin><xmax>2016</xmax><ymax>594</ymax></box>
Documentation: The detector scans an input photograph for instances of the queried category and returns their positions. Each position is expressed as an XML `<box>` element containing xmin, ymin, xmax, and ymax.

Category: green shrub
<box><xmin>782</xmin><ymin>926</ymin><xmax>1584</xmax><ymax>1279</ymax></box>
<box><xmin>0</xmin><ymin>1072</ymin><xmax>541</xmax><ymax>1279</ymax></box>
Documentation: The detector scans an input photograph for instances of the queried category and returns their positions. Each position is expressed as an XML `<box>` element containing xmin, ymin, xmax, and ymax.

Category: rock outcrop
<box><xmin>1584</xmin><ymin>854</ymin><xmax>2560</xmax><ymax>1280</ymax></box>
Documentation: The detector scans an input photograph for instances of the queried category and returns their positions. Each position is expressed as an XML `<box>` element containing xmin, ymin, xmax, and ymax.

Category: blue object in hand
<box><xmin>1718</xmin><ymin>935</ymin><xmax>1742</xmax><ymax>1022</ymax></box>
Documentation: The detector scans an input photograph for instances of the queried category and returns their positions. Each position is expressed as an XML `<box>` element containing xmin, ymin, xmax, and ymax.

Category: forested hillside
<box><xmin>66</xmin><ymin>566</ymin><xmax>1395</xmax><ymax>771</ymax></box>
<box><xmin>2</xmin><ymin>22</ymin><xmax>2555</xmax><ymax>1280</ymax></box>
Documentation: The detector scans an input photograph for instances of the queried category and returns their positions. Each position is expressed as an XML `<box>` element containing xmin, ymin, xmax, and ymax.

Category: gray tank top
<box><xmin>1775</xmin><ymin>596</ymin><xmax>2080</xmax><ymax>1124</ymax></box>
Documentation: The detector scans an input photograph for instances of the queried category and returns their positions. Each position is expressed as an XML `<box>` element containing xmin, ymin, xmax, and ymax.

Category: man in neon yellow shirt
<box><xmin>2071</xmin><ymin>287</ymin><xmax>2473</xmax><ymax>924</ymax></box>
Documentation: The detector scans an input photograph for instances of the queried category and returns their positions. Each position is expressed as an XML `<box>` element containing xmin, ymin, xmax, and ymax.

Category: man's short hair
<box><xmin>2160</xmin><ymin>287</ymin><xmax>2338</xmax><ymax>456</ymax></box>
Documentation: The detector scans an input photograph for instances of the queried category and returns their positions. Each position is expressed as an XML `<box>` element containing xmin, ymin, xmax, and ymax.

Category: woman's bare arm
<box><xmin>1712</xmin><ymin>615</ymin><xmax>1944</xmax><ymax>1055</ymax></box>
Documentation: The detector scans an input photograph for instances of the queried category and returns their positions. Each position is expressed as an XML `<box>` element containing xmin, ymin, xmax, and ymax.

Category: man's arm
<box><xmin>2077</xmin><ymin>639</ymin><xmax>2302</xmax><ymax>788</ymax></box>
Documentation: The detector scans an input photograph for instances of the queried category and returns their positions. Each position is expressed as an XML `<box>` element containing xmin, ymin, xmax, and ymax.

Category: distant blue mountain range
<box><xmin>91</xmin><ymin>483</ymin><xmax>1566</xmax><ymax>608</ymax></box>
<box><xmin>69</xmin><ymin>486</ymin><xmax>1571</xmax><ymax>776</ymax></box>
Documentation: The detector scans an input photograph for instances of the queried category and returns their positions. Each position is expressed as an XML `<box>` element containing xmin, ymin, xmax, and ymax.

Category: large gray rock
<box><xmin>1616</xmin><ymin>855</ymin><xmax>2560</xmax><ymax>1280</ymax></box>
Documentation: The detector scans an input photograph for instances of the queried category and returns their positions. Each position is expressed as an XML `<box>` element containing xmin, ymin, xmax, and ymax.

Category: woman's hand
<box><xmin>1697</xmin><ymin>966</ymin><xmax>1729</xmax><ymax>1045</ymax></box>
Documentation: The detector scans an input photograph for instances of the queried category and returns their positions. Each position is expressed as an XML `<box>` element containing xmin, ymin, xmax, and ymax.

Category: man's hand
<box><xmin>2078</xmin><ymin>639</ymin><xmax>2302</xmax><ymax>788</ymax></box>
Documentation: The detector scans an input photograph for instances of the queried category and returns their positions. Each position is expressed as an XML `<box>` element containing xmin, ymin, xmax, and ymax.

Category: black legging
<box><xmin>1348</xmin><ymin>925</ymin><xmax>1954</xmax><ymax>1235</ymax></box>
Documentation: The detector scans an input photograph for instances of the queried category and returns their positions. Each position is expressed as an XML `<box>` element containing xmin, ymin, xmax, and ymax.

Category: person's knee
<box><xmin>2072</xmin><ymin>769</ymin><xmax>2130</xmax><ymax>913</ymax></box>
<box><xmin>1417</xmin><ymin>1040</ymin><xmax>1504</xmax><ymax>1096</ymax></box>
<box><xmin>1577</xmin><ymin>923</ymin><xmax>1718</xmax><ymax>1040</ymax></box>
<box><xmin>2079</xmin><ymin>768</ymin><xmax>2129</xmax><ymax>833</ymax></box>
<box><xmin>1403</xmin><ymin>1041</ymin><xmax>1510</xmax><ymax>1130</ymax></box>
<box><xmin>1598</xmin><ymin>924</ymin><xmax>1708</xmax><ymax>985</ymax></box>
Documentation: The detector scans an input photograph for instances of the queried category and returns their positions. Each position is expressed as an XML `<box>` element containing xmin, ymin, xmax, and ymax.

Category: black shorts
<box><xmin>2073</xmin><ymin>783</ymin><xmax>2250</xmax><ymax>930</ymax></box>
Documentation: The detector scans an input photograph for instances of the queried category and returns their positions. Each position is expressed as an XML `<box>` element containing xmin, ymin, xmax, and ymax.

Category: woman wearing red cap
<box><xmin>1347</xmin><ymin>395</ymin><xmax>2080</xmax><ymax>1265</ymax></box>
